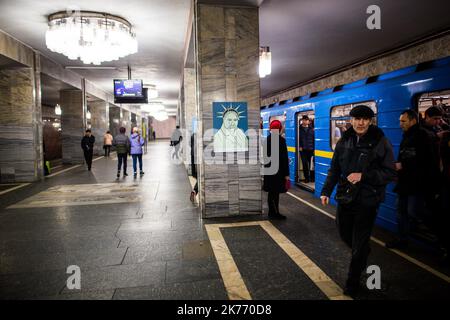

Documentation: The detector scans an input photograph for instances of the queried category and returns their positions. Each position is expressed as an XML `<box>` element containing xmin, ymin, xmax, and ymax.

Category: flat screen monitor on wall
<box><xmin>113</xmin><ymin>79</ymin><xmax>143</xmax><ymax>98</ymax></box>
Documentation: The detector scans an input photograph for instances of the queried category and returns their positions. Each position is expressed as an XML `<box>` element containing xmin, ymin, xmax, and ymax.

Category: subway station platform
<box><xmin>0</xmin><ymin>140</ymin><xmax>449</xmax><ymax>300</ymax></box>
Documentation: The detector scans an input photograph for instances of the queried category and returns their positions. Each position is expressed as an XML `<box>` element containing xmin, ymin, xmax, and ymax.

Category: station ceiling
<box><xmin>0</xmin><ymin>0</ymin><xmax>449</xmax><ymax>111</ymax></box>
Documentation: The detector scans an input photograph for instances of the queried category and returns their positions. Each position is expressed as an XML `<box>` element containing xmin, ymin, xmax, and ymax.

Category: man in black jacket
<box><xmin>81</xmin><ymin>129</ymin><xmax>95</xmax><ymax>171</ymax></box>
<box><xmin>386</xmin><ymin>110</ymin><xmax>435</xmax><ymax>249</ymax></box>
<box><xmin>299</xmin><ymin>115</ymin><xmax>315</xmax><ymax>183</ymax></box>
<box><xmin>320</xmin><ymin>105</ymin><xmax>396</xmax><ymax>296</ymax></box>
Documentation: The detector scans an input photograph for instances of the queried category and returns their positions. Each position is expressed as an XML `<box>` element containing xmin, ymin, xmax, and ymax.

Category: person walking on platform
<box><xmin>113</xmin><ymin>127</ymin><xmax>130</xmax><ymax>178</ymax></box>
<box><xmin>81</xmin><ymin>129</ymin><xmax>95</xmax><ymax>171</ymax></box>
<box><xmin>320</xmin><ymin>105</ymin><xmax>396</xmax><ymax>296</ymax></box>
<box><xmin>130</xmin><ymin>127</ymin><xmax>145</xmax><ymax>178</ymax></box>
<box><xmin>263</xmin><ymin>120</ymin><xmax>290</xmax><ymax>220</ymax></box>
<box><xmin>298</xmin><ymin>115</ymin><xmax>315</xmax><ymax>183</ymax></box>
<box><xmin>386</xmin><ymin>110</ymin><xmax>435</xmax><ymax>249</ymax></box>
<box><xmin>103</xmin><ymin>130</ymin><xmax>113</xmax><ymax>157</ymax></box>
<box><xmin>170</xmin><ymin>126</ymin><xmax>183</xmax><ymax>160</ymax></box>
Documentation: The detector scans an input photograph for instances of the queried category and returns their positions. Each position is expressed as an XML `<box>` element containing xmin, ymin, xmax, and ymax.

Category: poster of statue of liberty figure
<box><xmin>213</xmin><ymin>102</ymin><xmax>248</xmax><ymax>152</ymax></box>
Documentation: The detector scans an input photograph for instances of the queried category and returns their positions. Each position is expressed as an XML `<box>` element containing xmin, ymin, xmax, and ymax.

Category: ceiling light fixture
<box><xmin>141</xmin><ymin>102</ymin><xmax>168</xmax><ymax>121</ymax></box>
<box><xmin>144</xmin><ymin>84</ymin><xmax>158</xmax><ymax>99</ymax></box>
<box><xmin>259</xmin><ymin>46</ymin><xmax>271</xmax><ymax>78</ymax></box>
<box><xmin>45</xmin><ymin>11</ymin><xmax>138</xmax><ymax>65</ymax></box>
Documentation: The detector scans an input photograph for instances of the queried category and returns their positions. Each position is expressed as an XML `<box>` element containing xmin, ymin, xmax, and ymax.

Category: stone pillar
<box><xmin>89</xmin><ymin>100</ymin><xmax>109</xmax><ymax>156</ymax></box>
<box><xmin>195</xmin><ymin>4</ymin><xmax>261</xmax><ymax>218</ymax></box>
<box><xmin>121</xmin><ymin>109</ymin><xmax>131</xmax><ymax>134</ymax></box>
<box><xmin>0</xmin><ymin>59</ymin><xmax>43</xmax><ymax>182</ymax></box>
<box><xmin>131</xmin><ymin>113</ymin><xmax>137</xmax><ymax>131</ymax></box>
<box><xmin>109</xmin><ymin>104</ymin><xmax>121</xmax><ymax>137</ymax></box>
<box><xmin>182</xmin><ymin>68</ymin><xmax>197</xmax><ymax>169</ymax></box>
<box><xmin>60</xmin><ymin>90</ymin><xmax>85</xmax><ymax>164</ymax></box>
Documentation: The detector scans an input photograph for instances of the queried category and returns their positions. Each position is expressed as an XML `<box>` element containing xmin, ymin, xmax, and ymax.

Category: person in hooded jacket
<box><xmin>320</xmin><ymin>105</ymin><xmax>396</xmax><ymax>296</ymax></box>
<box><xmin>263</xmin><ymin>120</ymin><xmax>290</xmax><ymax>220</ymax></box>
<box><xmin>130</xmin><ymin>127</ymin><xmax>145</xmax><ymax>178</ymax></box>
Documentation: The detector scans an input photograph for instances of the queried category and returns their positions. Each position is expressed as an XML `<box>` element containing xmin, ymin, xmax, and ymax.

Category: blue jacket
<box><xmin>129</xmin><ymin>133</ymin><xmax>144</xmax><ymax>155</ymax></box>
<box><xmin>299</xmin><ymin>126</ymin><xmax>314</xmax><ymax>150</ymax></box>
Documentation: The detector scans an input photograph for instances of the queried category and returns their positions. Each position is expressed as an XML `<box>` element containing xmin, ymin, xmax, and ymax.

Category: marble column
<box><xmin>60</xmin><ymin>90</ymin><xmax>85</xmax><ymax>164</ymax></box>
<box><xmin>109</xmin><ymin>105</ymin><xmax>121</xmax><ymax>137</ymax></box>
<box><xmin>0</xmin><ymin>59</ymin><xmax>43</xmax><ymax>182</ymax></box>
<box><xmin>121</xmin><ymin>109</ymin><xmax>131</xmax><ymax>134</ymax></box>
<box><xmin>195</xmin><ymin>4</ymin><xmax>261</xmax><ymax>218</ymax></box>
<box><xmin>89</xmin><ymin>100</ymin><xmax>109</xmax><ymax>156</ymax></box>
<box><xmin>182</xmin><ymin>68</ymin><xmax>197</xmax><ymax>169</ymax></box>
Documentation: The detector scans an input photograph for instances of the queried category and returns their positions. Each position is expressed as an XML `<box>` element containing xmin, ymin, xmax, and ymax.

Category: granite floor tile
<box><xmin>113</xmin><ymin>279</ymin><xmax>227</xmax><ymax>300</ymax></box>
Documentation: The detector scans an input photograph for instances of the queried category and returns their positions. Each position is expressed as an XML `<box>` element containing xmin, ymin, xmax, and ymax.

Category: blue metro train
<box><xmin>260</xmin><ymin>56</ymin><xmax>450</xmax><ymax>232</ymax></box>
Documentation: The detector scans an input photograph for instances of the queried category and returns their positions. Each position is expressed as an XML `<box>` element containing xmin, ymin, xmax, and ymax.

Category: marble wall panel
<box><xmin>0</xmin><ymin>30</ymin><xmax>34</xmax><ymax>67</ymax></box>
<box><xmin>89</xmin><ymin>101</ymin><xmax>109</xmax><ymax>156</ymax></box>
<box><xmin>109</xmin><ymin>105</ymin><xmax>121</xmax><ymax>137</ymax></box>
<box><xmin>60</xmin><ymin>90</ymin><xmax>85</xmax><ymax>164</ymax></box>
<box><xmin>0</xmin><ymin>65</ymin><xmax>42</xmax><ymax>182</ymax></box>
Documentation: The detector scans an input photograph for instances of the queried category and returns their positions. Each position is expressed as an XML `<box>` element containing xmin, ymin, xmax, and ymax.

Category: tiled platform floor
<box><xmin>0</xmin><ymin>140</ymin><xmax>449</xmax><ymax>300</ymax></box>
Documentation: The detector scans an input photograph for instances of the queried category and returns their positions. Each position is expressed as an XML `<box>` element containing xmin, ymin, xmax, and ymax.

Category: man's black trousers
<box><xmin>300</xmin><ymin>149</ymin><xmax>314</xmax><ymax>182</ymax></box>
<box><xmin>268</xmin><ymin>191</ymin><xmax>280</xmax><ymax>215</ymax></box>
<box><xmin>336</xmin><ymin>202</ymin><xmax>378</xmax><ymax>282</ymax></box>
<box><xmin>83</xmin><ymin>150</ymin><xmax>93</xmax><ymax>169</ymax></box>
<box><xmin>117</xmin><ymin>153</ymin><xmax>127</xmax><ymax>174</ymax></box>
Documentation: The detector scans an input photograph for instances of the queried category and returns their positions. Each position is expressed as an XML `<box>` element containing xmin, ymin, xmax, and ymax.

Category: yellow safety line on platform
<box><xmin>314</xmin><ymin>150</ymin><xmax>334</xmax><ymax>159</ymax></box>
<box><xmin>286</xmin><ymin>192</ymin><xmax>450</xmax><ymax>284</ymax></box>
<box><xmin>205</xmin><ymin>221</ymin><xmax>351</xmax><ymax>300</ymax></box>
<box><xmin>204</xmin><ymin>224</ymin><xmax>252</xmax><ymax>300</ymax></box>
<box><xmin>0</xmin><ymin>183</ymin><xmax>31</xmax><ymax>196</ymax></box>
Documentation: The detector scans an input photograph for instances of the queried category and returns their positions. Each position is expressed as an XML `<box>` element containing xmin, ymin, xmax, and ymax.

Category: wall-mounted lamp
<box><xmin>55</xmin><ymin>104</ymin><xmax>62</xmax><ymax>115</ymax></box>
<box><xmin>259</xmin><ymin>46</ymin><xmax>271</xmax><ymax>78</ymax></box>
<box><xmin>86</xmin><ymin>110</ymin><xmax>92</xmax><ymax>120</ymax></box>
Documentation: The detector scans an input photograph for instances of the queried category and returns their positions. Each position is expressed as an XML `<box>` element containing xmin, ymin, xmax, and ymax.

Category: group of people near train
<box><xmin>263</xmin><ymin>104</ymin><xmax>450</xmax><ymax>296</ymax></box>
<box><xmin>80</xmin><ymin>127</ymin><xmax>145</xmax><ymax>178</ymax></box>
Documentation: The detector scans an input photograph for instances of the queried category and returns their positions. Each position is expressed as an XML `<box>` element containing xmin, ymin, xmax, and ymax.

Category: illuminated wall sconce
<box><xmin>259</xmin><ymin>46</ymin><xmax>271</xmax><ymax>78</ymax></box>
<box><xmin>86</xmin><ymin>110</ymin><xmax>92</xmax><ymax>120</ymax></box>
<box><xmin>55</xmin><ymin>104</ymin><xmax>62</xmax><ymax>115</ymax></box>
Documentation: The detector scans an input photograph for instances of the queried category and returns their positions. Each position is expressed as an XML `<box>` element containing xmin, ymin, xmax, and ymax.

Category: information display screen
<box><xmin>113</xmin><ymin>79</ymin><xmax>143</xmax><ymax>98</ymax></box>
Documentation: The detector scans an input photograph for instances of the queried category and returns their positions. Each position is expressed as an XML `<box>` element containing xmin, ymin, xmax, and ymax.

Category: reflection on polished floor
<box><xmin>0</xmin><ymin>140</ymin><xmax>450</xmax><ymax>300</ymax></box>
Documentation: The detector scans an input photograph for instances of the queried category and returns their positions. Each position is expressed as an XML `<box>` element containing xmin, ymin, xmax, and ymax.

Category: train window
<box><xmin>417</xmin><ymin>90</ymin><xmax>450</xmax><ymax>126</ymax></box>
<box><xmin>330</xmin><ymin>101</ymin><xmax>377</xmax><ymax>150</ymax></box>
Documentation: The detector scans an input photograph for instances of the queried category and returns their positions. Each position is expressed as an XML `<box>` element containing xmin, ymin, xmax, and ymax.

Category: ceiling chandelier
<box><xmin>45</xmin><ymin>11</ymin><xmax>138</xmax><ymax>65</ymax></box>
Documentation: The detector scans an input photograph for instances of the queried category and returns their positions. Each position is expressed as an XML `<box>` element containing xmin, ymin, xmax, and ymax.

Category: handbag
<box><xmin>335</xmin><ymin>177</ymin><xmax>360</xmax><ymax>204</ymax></box>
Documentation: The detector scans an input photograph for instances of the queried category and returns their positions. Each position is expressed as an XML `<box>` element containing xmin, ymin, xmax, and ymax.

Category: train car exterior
<box><xmin>260</xmin><ymin>56</ymin><xmax>450</xmax><ymax>232</ymax></box>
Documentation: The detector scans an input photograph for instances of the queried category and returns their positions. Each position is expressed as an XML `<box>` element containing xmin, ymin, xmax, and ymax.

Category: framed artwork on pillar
<box><xmin>213</xmin><ymin>102</ymin><xmax>248</xmax><ymax>152</ymax></box>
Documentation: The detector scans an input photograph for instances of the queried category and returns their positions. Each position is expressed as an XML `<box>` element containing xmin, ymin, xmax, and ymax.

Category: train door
<box><xmin>296</xmin><ymin>111</ymin><xmax>315</xmax><ymax>191</ymax></box>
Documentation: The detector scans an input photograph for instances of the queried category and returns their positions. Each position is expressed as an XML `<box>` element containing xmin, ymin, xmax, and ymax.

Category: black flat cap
<box><xmin>350</xmin><ymin>105</ymin><xmax>375</xmax><ymax>118</ymax></box>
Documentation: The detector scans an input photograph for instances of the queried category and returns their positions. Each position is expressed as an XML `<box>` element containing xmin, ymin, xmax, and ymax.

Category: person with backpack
<box><xmin>113</xmin><ymin>127</ymin><xmax>130</xmax><ymax>178</ymax></box>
